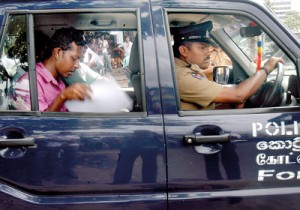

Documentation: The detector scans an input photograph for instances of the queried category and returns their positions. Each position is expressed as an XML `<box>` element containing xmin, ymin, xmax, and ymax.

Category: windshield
<box><xmin>224</xmin><ymin>18</ymin><xmax>295</xmax><ymax>74</ymax></box>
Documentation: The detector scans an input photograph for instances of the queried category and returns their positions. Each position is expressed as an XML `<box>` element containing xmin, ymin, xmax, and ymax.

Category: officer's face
<box><xmin>184</xmin><ymin>42</ymin><xmax>211</xmax><ymax>69</ymax></box>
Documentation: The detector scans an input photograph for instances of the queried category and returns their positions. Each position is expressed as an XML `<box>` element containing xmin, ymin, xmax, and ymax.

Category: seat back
<box><xmin>128</xmin><ymin>35</ymin><xmax>142</xmax><ymax>111</ymax></box>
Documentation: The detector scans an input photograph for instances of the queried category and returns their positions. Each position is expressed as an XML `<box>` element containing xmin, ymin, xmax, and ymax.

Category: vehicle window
<box><xmin>0</xmin><ymin>15</ymin><xmax>30</xmax><ymax>111</ymax></box>
<box><xmin>168</xmin><ymin>12</ymin><xmax>299</xmax><ymax>111</ymax></box>
<box><xmin>0</xmin><ymin>12</ymin><xmax>142</xmax><ymax>113</ymax></box>
<box><xmin>223</xmin><ymin>19</ymin><xmax>296</xmax><ymax>86</ymax></box>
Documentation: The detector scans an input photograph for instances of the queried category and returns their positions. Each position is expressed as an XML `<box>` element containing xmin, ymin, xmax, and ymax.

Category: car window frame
<box><xmin>0</xmin><ymin>8</ymin><xmax>148</xmax><ymax>117</ymax></box>
<box><xmin>164</xmin><ymin>8</ymin><xmax>300</xmax><ymax>117</ymax></box>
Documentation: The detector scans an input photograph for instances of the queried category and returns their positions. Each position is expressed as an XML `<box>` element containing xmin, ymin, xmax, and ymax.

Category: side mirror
<box><xmin>240</xmin><ymin>26</ymin><xmax>262</xmax><ymax>38</ymax></box>
<box><xmin>213</xmin><ymin>66</ymin><xmax>231</xmax><ymax>85</ymax></box>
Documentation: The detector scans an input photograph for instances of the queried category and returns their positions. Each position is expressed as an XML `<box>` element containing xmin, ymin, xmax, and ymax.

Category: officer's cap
<box><xmin>173</xmin><ymin>21</ymin><xmax>214</xmax><ymax>45</ymax></box>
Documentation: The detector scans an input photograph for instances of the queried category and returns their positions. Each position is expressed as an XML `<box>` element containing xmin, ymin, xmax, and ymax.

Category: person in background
<box><xmin>111</xmin><ymin>42</ymin><xmax>123</xmax><ymax>68</ymax></box>
<box><xmin>88</xmin><ymin>37</ymin><xmax>99</xmax><ymax>54</ymax></box>
<box><xmin>119</xmin><ymin>36</ymin><xmax>133</xmax><ymax>67</ymax></box>
<box><xmin>98</xmin><ymin>34</ymin><xmax>112</xmax><ymax>73</ymax></box>
<box><xmin>83</xmin><ymin>44</ymin><xmax>105</xmax><ymax>74</ymax></box>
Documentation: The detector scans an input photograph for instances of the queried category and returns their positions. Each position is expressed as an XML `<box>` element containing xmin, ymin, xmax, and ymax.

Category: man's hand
<box><xmin>262</xmin><ymin>57</ymin><xmax>284</xmax><ymax>74</ymax></box>
<box><xmin>60</xmin><ymin>83</ymin><xmax>92</xmax><ymax>101</ymax></box>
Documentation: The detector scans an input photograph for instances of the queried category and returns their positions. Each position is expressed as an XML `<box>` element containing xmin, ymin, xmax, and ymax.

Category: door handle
<box><xmin>183</xmin><ymin>133</ymin><xmax>230</xmax><ymax>145</ymax></box>
<box><xmin>0</xmin><ymin>138</ymin><xmax>35</xmax><ymax>147</ymax></box>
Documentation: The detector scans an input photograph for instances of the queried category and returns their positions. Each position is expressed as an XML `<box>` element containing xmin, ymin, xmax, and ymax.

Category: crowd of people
<box><xmin>84</xmin><ymin>33</ymin><xmax>133</xmax><ymax>75</ymax></box>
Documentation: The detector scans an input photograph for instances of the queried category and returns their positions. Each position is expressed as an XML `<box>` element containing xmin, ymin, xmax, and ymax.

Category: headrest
<box><xmin>128</xmin><ymin>35</ymin><xmax>140</xmax><ymax>74</ymax></box>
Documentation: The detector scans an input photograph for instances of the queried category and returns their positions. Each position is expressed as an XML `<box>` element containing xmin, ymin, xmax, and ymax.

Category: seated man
<box><xmin>16</xmin><ymin>27</ymin><xmax>91</xmax><ymax>112</ymax></box>
<box><xmin>172</xmin><ymin>21</ymin><xmax>283</xmax><ymax>110</ymax></box>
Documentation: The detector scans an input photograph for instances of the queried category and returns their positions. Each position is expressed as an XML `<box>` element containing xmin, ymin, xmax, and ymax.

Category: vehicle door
<box><xmin>0</xmin><ymin>1</ymin><xmax>167</xmax><ymax>209</ymax></box>
<box><xmin>152</xmin><ymin>1</ymin><xmax>300</xmax><ymax>209</ymax></box>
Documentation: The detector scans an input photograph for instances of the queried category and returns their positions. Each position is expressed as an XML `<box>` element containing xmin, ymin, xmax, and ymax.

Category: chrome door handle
<box><xmin>0</xmin><ymin>138</ymin><xmax>35</xmax><ymax>147</ymax></box>
<box><xmin>183</xmin><ymin>133</ymin><xmax>230</xmax><ymax>145</ymax></box>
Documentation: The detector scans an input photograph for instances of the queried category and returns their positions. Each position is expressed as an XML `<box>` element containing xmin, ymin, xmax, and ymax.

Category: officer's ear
<box><xmin>179</xmin><ymin>45</ymin><xmax>189</xmax><ymax>57</ymax></box>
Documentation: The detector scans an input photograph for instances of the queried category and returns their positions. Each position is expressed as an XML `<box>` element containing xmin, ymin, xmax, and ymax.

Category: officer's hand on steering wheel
<box><xmin>262</xmin><ymin>57</ymin><xmax>284</xmax><ymax>75</ymax></box>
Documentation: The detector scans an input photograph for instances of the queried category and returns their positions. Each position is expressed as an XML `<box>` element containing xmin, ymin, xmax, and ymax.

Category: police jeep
<box><xmin>0</xmin><ymin>0</ymin><xmax>300</xmax><ymax>209</ymax></box>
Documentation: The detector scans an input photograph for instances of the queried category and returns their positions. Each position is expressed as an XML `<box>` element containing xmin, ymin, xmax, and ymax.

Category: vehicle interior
<box><xmin>0</xmin><ymin>11</ymin><xmax>299</xmax><ymax>112</ymax></box>
<box><xmin>168</xmin><ymin>12</ymin><xmax>300</xmax><ymax>109</ymax></box>
<box><xmin>0</xmin><ymin>11</ymin><xmax>141</xmax><ymax>112</ymax></box>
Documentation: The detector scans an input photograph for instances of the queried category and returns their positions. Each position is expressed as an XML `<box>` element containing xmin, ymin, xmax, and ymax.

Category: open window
<box><xmin>0</xmin><ymin>11</ymin><xmax>143</xmax><ymax>113</ymax></box>
<box><xmin>168</xmin><ymin>12</ymin><xmax>299</xmax><ymax>111</ymax></box>
<box><xmin>0</xmin><ymin>15</ymin><xmax>30</xmax><ymax>110</ymax></box>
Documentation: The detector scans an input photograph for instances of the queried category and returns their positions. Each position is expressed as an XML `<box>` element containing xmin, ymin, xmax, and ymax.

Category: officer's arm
<box><xmin>213</xmin><ymin>70</ymin><xmax>267</xmax><ymax>103</ymax></box>
<box><xmin>213</xmin><ymin>57</ymin><xmax>284</xmax><ymax>104</ymax></box>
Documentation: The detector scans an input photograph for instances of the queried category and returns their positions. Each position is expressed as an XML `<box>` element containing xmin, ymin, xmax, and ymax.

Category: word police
<box><xmin>252</xmin><ymin>121</ymin><xmax>299</xmax><ymax>137</ymax></box>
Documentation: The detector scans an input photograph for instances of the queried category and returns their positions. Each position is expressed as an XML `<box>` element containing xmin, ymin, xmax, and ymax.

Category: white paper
<box><xmin>65</xmin><ymin>78</ymin><xmax>133</xmax><ymax>113</ymax></box>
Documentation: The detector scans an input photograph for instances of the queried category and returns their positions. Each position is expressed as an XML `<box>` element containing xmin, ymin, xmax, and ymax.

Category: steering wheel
<box><xmin>247</xmin><ymin>62</ymin><xmax>284</xmax><ymax>108</ymax></box>
<box><xmin>260</xmin><ymin>62</ymin><xmax>284</xmax><ymax>107</ymax></box>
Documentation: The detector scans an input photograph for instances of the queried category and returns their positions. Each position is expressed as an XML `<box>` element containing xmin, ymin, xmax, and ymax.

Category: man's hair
<box><xmin>173</xmin><ymin>41</ymin><xmax>192</xmax><ymax>58</ymax></box>
<box><xmin>44</xmin><ymin>27</ymin><xmax>86</xmax><ymax>59</ymax></box>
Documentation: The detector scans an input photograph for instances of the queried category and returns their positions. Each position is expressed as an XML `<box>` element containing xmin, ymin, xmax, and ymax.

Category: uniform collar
<box><xmin>174</xmin><ymin>58</ymin><xmax>201</xmax><ymax>72</ymax></box>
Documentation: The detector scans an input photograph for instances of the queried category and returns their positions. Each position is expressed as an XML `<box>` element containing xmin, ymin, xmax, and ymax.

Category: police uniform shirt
<box><xmin>175</xmin><ymin>58</ymin><xmax>223</xmax><ymax>110</ymax></box>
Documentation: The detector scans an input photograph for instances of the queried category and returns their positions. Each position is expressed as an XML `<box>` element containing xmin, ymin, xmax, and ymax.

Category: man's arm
<box><xmin>213</xmin><ymin>57</ymin><xmax>284</xmax><ymax>104</ymax></box>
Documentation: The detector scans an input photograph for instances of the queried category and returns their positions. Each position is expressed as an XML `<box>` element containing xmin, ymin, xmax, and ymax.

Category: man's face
<box><xmin>56</xmin><ymin>42</ymin><xmax>83</xmax><ymax>78</ymax></box>
<box><xmin>183</xmin><ymin>42</ymin><xmax>211</xmax><ymax>69</ymax></box>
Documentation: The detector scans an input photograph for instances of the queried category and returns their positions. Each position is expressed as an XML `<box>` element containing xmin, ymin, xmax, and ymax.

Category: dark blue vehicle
<box><xmin>0</xmin><ymin>0</ymin><xmax>300</xmax><ymax>209</ymax></box>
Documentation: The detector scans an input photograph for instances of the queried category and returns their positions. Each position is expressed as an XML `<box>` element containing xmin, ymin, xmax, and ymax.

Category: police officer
<box><xmin>173</xmin><ymin>21</ymin><xmax>284</xmax><ymax>110</ymax></box>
